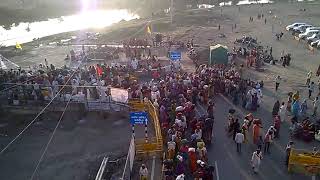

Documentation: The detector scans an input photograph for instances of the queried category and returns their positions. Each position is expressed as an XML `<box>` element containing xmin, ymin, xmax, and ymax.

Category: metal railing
<box><xmin>121</xmin><ymin>135</ymin><xmax>135</xmax><ymax>180</ymax></box>
<box><xmin>128</xmin><ymin>99</ymin><xmax>163</xmax><ymax>157</ymax></box>
<box><xmin>95</xmin><ymin>157</ymin><xmax>109</xmax><ymax>180</ymax></box>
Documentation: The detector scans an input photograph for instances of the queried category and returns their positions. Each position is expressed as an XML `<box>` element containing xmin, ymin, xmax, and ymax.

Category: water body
<box><xmin>0</xmin><ymin>0</ymin><xmax>315</xmax><ymax>47</ymax></box>
<box><xmin>0</xmin><ymin>9</ymin><xmax>139</xmax><ymax>47</ymax></box>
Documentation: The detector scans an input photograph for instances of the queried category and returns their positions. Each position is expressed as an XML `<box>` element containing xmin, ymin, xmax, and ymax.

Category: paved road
<box><xmin>194</xmin><ymin>94</ymin><xmax>316</xmax><ymax>180</ymax></box>
<box><xmin>177</xmin><ymin>37</ymin><xmax>319</xmax><ymax>180</ymax></box>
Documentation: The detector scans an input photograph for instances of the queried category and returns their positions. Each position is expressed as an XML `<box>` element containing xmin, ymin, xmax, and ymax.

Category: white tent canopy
<box><xmin>0</xmin><ymin>54</ymin><xmax>19</xmax><ymax>70</ymax></box>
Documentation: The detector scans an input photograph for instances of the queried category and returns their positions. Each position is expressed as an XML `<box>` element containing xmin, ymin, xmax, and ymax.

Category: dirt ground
<box><xmin>2</xmin><ymin>1</ymin><xmax>320</xmax><ymax>179</ymax></box>
<box><xmin>0</xmin><ymin>111</ymin><xmax>132</xmax><ymax>180</ymax></box>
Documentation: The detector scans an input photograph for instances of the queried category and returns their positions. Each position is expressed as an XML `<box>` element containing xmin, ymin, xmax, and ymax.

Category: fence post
<box><xmin>132</xmin><ymin>124</ymin><xmax>135</xmax><ymax>138</ymax></box>
<box><xmin>145</xmin><ymin>122</ymin><xmax>148</xmax><ymax>143</ymax></box>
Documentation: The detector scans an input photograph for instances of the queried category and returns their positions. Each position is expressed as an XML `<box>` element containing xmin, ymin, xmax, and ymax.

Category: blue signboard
<box><xmin>130</xmin><ymin>112</ymin><xmax>148</xmax><ymax>125</ymax></box>
<box><xmin>170</xmin><ymin>51</ymin><xmax>181</xmax><ymax>61</ymax></box>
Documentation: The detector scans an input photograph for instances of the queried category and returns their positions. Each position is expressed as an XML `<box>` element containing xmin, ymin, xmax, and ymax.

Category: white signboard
<box><xmin>111</xmin><ymin>88</ymin><xmax>128</xmax><ymax>103</ymax></box>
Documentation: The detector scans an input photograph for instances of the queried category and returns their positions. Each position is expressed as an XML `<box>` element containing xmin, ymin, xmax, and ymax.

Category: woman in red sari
<box><xmin>188</xmin><ymin>148</ymin><xmax>197</xmax><ymax>173</ymax></box>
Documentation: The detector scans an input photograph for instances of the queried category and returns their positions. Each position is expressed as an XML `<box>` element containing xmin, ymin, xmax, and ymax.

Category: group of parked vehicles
<box><xmin>286</xmin><ymin>22</ymin><xmax>320</xmax><ymax>48</ymax></box>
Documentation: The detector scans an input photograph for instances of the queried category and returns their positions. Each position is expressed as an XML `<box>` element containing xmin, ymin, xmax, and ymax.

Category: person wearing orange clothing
<box><xmin>188</xmin><ymin>148</ymin><xmax>197</xmax><ymax>173</ymax></box>
<box><xmin>252</xmin><ymin>121</ymin><xmax>261</xmax><ymax>144</ymax></box>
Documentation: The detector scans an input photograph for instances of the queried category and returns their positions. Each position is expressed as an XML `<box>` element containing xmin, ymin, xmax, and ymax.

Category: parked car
<box><xmin>293</xmin><ymin>24</ymin><xmax>313</xmax><ymax>33</ymax></box>
<box><xmin>310</xmin><ymin>39</ymin><xmax>320</xmax><ymax>47</ymax></box>
<box><xmin>298</xmin><ymin>30</ymin><xmax>320</xmax><ymax>39</ymax></box>
<box><xmin>317</xmin><ymin>40</ymin><xmax>320</xmax><ymax>48</ymax></box>
<box><xmin>307</xmin><ymin>34</ymin><xmax>320</xmax><ymax>43</ymax></box>
<box><xmin>286</xmin><ymin>22</ymin><xmax>307</xmax><ymax>31</ymax></box>
<box><xmin>306</xmin><ymin>27</ymin><xmax>320</xmax><ymax>32</ymax></box>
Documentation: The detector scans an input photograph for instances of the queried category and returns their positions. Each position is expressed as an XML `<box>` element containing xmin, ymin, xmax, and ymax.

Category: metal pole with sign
<box><xmin>169</xmin><ymin>51</ymin><xmax>181</xmax><ymax>71</ymax></box>
<box><xmin>130</xmin><ymin>112</ymin><xmax>148</xmax><ymax>142</ymax></box>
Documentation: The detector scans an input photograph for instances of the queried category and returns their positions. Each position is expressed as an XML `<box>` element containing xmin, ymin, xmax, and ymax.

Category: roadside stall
<box><xmin>209</xmin><ymin>44</ymin><xmax>228</xmax><ymax>65</ymax></box>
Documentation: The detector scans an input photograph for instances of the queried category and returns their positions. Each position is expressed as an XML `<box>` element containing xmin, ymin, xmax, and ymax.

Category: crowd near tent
<box><xmin>0</xmin><ymin>54</ymin><xmax>20</xmax><ymax>70</ymax></box>
<box><xmin>209</xmin><ymin>44</ymin><xmax>228</xmax><ymax>65</ymax></box>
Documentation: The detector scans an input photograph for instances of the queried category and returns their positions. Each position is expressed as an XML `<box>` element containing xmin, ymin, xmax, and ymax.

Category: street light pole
<box><xmin>170</xmin><ymin>0</ymin><xmax>173</xmax><ymax>24</ymax></box>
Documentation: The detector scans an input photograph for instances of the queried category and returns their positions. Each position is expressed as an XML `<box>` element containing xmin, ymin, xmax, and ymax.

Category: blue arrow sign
<box><xmin>130</xmin><ymin>112</ymin><xmax>148</xmax><ymax>125</ymax></box>
<box><xmin>170</xmin><ymin>51</ymin><xmax>181</xmax><ymax>61</ymax></box>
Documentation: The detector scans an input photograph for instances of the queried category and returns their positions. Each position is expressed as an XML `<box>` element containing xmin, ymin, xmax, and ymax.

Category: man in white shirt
<box><xmin>235</xmin><ymin>131</ymin><xmax>244</xmax><ymax>153</ymax></box>
<box><xmin>139</xmin><ymin>164</ymin><xmax>148</xmax><ymax>180</ymax></box>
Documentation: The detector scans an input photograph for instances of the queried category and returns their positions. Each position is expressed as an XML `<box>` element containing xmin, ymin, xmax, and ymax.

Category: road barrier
<box><xmin>288</xmin><ymin>148</ymin><xmax>320</xmax><ymax>176</ymax></box>
<box><xmin>128</xmin><ymin>99</ymin><xmax>163</xmax><ymax>158</ymax></box>
<box><xmin>121</xmin><ymin>135</ymin><xmax>135</xmax><ymax>180</ymax></box>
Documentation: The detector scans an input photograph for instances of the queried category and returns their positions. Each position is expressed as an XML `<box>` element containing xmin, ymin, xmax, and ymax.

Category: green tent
<box><xmin>209</xmin><ymin>44</ymin><xmax>228</xmax><ymax>65</ymax></box>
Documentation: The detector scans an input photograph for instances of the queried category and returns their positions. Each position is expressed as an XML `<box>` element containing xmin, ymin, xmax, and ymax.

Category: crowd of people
<box><xmin>3</xmin><ymin>30</ymin><xmax>320</xmax><ymax>180</ymax></box>
<box><xmin>130</xmin><ymin>57</ymin><xmax>285</xmax><ymax>179</ymax></box>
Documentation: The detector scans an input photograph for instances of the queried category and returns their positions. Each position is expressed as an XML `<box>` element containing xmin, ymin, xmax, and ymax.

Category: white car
<box><xmin>307</xmin><ymin>34</ymin><xmax>320</xmax><ymax>41</ymax></box>
<box><xmin>299</xmin><ymin>30</ymin><xmax>320</xmax><ymax>39</ymax></box>
<box><xmin>286</xmin><ymin>23</ymin><xmax>307</xmax><ymax>31</ymax></box>
<box><xmin>317</xmin><ymin>40</ymin><xmax>320</xmax><ymax>48</ymax></box>
<box><xmin>311</xmin><ymin>39</ymin><xmax>320</xmax><ymax>47</ymax></box>
<box><xmin>306</xmin><ymin>27</ymin><xmax>320</xmax><ymax>32</ymax></box>
<box><xmin>293</xmin><ymin>24</ymin><xmax>313</xmax><ymax>33</ymax></box>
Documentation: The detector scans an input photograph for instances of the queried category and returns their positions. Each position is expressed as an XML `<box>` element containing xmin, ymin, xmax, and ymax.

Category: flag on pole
<box><xmin>147</xmin><ymin>25</ymin><xmax>152</xmax><ymax>34</ymax></box>
<box><xmin>16</xmin><ymin>42</ymin><xmax>22</xmax><ymax>50</ymax></box>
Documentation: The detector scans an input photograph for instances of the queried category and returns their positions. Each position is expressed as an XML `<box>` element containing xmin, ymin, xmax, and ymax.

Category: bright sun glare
<box><xmin>78</xmin><ymin>0</ymin><xmax>137</xmax><ymax>29</ymax></box>
<box><xmin>0</xmin><ymin>0</ymin><xmax>139</xmax><ymax>46</ymax></box>
<box><xmin>81</xmin><ymin>0</ymin><xmax>91</xmax><ymax>12</ymax></box>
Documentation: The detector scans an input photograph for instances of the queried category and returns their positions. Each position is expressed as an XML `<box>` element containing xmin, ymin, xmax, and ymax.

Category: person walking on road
<box><xmin>252</xmin><ymin>122</ymin><xmax>261</xmax><ymax>145</ymax></box>
<box><xmin>308</xmin><ymin>82</ymin><xmax>315</xmax><ymax>99</ymax></box>
<box><xmin>312</xmin><ymin>96</ymin><xmax>320</xmax><ymax>117</ymax></box>
<box><xmin>241</xmin><ymin>120</ymin><xmax>249</xmax><ymax>143</ymax></box>
<box><xmin>300</xmin><ymin>99</ymin><xmax>308</xmax><ymax>118</ymax></box>
<box><xmin>176</xmin><ymin>155</ymin><xmax>185</xmax><ymax>176</ymax></box>
<box><xmin>279</xmin><ymin>102</ymin><xmax>286</xmax><ymax>122</ymax></box>
<box><xmin>207</xmin><ymin>102</ymin><xmax>215</xmax><ymax>119</ymax></box>
<box><xmin>235</xmin><ymin>130</ymin><xmax>244</xmax><ymax>153</ymax></box>
<box><xmin>188</xmin><ymin>148</ymin><xmax>197</xmax><ymax>173</ymax></box>
<box><xmin>274</xmin><ymin>115</ymin><xmax>281</xmax><ymax>138</ymax></box>
<box><xmin>233</xmin><ymin>118</ymin><xmax>240</xmax><ymax>140</ymax></box>
<box><xmin>272</xmin><ymin>100</ymin><xmax>280</xmax><ymax>116</ymax></box>
<box><xmin>275</xmin><ymin>75</ymin><xmax>281</xmax><ymax>91</ymax></box>
<box><xmin>264</xmin><ymin>131</ymin><xmax>273</xmax><ymax>154</ymax></box>
<box><xmin>285</xmin><ymin>141</ymin><xmax>294</xmax><ymax>166</ymax></box>
<box><xmin>139</xmin><ymin>164</ymin><xmax>148</xmax><ymax>180</ymax></box>
<box><xmin>251</xmin><ymin>149</ymin><xmax>263</xmax><ymax>173</ymax></box>
<box><xmin>306</xmin><ymin>70</ymin><xmax>312</xmax><ymax>86</ymax></box>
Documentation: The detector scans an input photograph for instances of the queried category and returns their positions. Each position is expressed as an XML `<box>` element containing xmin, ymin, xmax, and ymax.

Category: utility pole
<box><xmin>151</xmin><ymin>0</ymin><xmax>154</xmax><ymax>35</ymax></box>
<box><xmin>170</xmin><ymin>0</ymin><xmax>173</xmax><ymax>24</ymax></box>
